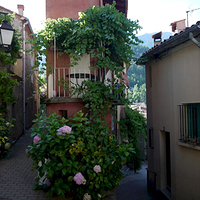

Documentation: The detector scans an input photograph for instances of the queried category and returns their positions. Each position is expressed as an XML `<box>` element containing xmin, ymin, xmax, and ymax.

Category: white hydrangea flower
<box><xmin>83</xmin><ymin>193</ymin><xmax>91</xmax><ymax>200</ymax></box>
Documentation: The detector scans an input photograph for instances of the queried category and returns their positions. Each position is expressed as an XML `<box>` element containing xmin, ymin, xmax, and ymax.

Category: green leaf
<box><xmin>124</xmin><ymin>152</ymin><xmax>129</xmax><ymax>157</ymax></box>
<box><xmin>62</xmin><ymin>168</ymin><xmax>68</xmax><ymax>176</ymax></box>
<box><xmin>57</xmin><ymin>163</ymin><xmax>63</xmax><ymax>167</ymax></box>
<box><xmin>68</xmin><ymin>176</ymin><xmax>73</xmax><ymax>182</ymax></box>
<box><xmin>89</xmin><ymin>183</ymin><xmax>93</xmax><ymax>190</ymax></box>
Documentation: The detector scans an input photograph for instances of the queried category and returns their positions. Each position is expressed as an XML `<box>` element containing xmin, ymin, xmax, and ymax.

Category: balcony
<box><xmin>47</xmin><ymin>67</ymin><xmax>101</xmax><ymax>100</ymax></box>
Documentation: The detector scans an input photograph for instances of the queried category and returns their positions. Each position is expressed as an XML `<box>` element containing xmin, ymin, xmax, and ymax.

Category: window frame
<box><xmin>179</xmin><ymin>103</ymin><xmax>200</xmax><ymax>145</ymax></box>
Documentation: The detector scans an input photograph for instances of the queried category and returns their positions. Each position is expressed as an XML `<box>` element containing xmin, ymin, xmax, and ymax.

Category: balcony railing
<box><xmin>48</xmin><ymin>67</ymin><xmax>101</xmax><ymax>99</ymax></box>
<box><xmin>179</xmin><ymin>104</ymin><xmax>200</xmax><ymax>145</ymax></box>
<box><xmin>47</xmin><ymin>67</ymin><xmax>129</xmax><ymax>102</ymax></box>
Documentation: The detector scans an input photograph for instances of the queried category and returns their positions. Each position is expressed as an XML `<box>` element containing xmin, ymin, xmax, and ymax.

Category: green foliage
<box><xmin>127</xmin><ymin>45</ymin><xmax>149</xmax><ymax>103</ymax></box>
<box><xmin>38</xmin><ymin>74</ymin><xmax>47</xmax><ymax>104</ymax></box>
<box><xmin>0</xmin><ymin>13</ymin><xmax>21</xmax><ymax>65</ymax></box>
<box><xmin>27</xmin><ymin>3</ymin><xmax>144</xmax><ymax>199</ymax></box>
<box><xmin>29</xmin><ymin>3</ymin><xmax>142</xmax><ymax>81</ymax></box>
<box><xmin>128</xmin><ymin>83</ymin><xmax>146</xmax><ymax>103</ymax></box>
<box><xmin>128</xmin><ymin>45</ymin><xmax>149</xmax><ymax>89</ymax></box>
<box><xmin>27</xmin><ymin>111</ymin><xmax>134</xmax><ymax>199</ymax></box>
<box><xmin>0</xmin><ymin>68</ymin><xmax>19</xmax><ymax>113</ymax></box>
<box><xmin>0</xmin><ymin>114</ymin><xmax>14</xmax><ymax>159</ymax></box>
<box><xmin>0</xmin><ymin>13</ymin><xmax>21</xmax><ymax>114</ymax></box>
<box><xmin>119</xmin><ymin>105</ymin><xmax>147</xmax><ymax>172</ymax></box>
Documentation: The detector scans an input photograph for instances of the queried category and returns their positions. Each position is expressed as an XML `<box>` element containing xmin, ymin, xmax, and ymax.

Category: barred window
<box><xmin>179</xmin><ymin>104</ymin><xmax>200</xmax><ymax>145</ymax></box>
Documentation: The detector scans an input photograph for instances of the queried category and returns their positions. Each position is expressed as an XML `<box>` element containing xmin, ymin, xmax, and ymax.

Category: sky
<box><xmin>0</xmin><ymin>0</ymin><xmax>200</xmax><ymax>35</ymax></box>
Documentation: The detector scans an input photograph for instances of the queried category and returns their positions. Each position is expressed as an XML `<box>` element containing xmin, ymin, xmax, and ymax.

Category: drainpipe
<box><xmin>189</xmin><ymin>32</ymin><xmax>200</xmax><ymax>48</ymax></box>
<box><xmin>53</xmin><ymin>32</ymin><xmax>56</xmax><ymax>97</ymax></box>
<box><xmin>22</xmin><ymin>17</ymin><xmax>28</xmax><ymax>134</ymax></box>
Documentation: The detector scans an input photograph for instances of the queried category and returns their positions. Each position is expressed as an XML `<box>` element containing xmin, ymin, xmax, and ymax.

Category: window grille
<box><xmin>179</xmin><ymin>104</ymin><xmax>200</xmax><ymax>145</ymax></box>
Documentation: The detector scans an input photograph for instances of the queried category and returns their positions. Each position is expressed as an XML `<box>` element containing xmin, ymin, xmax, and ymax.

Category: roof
<box><xmin>0</xmin><ymin>5</ymin><xmax>34</xmax><ymax>35</ymax></box>
<box><xmin>136</xmin><ymin>21</ymin><xmax>200</xmax><ymax>65</ymax></box>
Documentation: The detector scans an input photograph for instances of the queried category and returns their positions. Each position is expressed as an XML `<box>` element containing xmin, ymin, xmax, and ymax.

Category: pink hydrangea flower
<box><xmin>93</xmin><ymin>165</ymin><xmax>101</xmax><ymax>173</ymax></box>
<box><xmin>56</xmin><ymin>131</ymin><xmax>65</xmax><ymax>137</ymax></box>
<box><xmin>57</xmin><ymin>126</ymin><xmax>72</xmax><ymax>138</ymax></box>
<box><xmin>6</xmin><ymin>122</ymin><xmax>9</xmax><ymax>126</ymax></box>
<box><xmin>33</xmin><ymin>135</ymin><xmax>41</xmax><ymax>144</ymax></box>
<box><xmin>58</xmin><ymin>126</ymin><xmax>72</xmax><ymax>134</ymax></box>
<box><xmin>73</xmin><ymin>172</ymin><xmax>85</xmax><ymax>185</ymax></box>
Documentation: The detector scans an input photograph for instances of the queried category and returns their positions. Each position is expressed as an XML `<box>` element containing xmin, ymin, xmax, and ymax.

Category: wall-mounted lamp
<box><xmin>0</xmin><ymin>12</ymin><xmax>15</xmax><ymax>48</ymax></box>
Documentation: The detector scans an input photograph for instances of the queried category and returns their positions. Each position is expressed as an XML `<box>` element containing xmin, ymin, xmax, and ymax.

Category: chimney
<box><xmin>17</xmin><ymin>4</ymin><xmax>24</xmax><ymax>16</ymax></box>
<box><xmin>170</xmin><ymin>19</ymin><xmax>186</xmax><ymax>33</ymax></box>
<box><xmin>152</xmin><ymin>31</ymin><xmax>162</xmax><ymax>46</ymax></box>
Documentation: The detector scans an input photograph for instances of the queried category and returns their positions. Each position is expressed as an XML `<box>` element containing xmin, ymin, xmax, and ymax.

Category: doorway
<box><xmin>166</xmin><ymin>131</ymin><xmax>171</xmax><ymax>191</ymax></box>
<box><xmin>160</xmin><ymin>130</ymin><xmax>171</xmax><ymax>192</ymax></box>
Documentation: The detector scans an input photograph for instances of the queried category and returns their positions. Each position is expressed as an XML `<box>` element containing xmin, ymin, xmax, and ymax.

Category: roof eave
<box><xmin>136</xmin><ymin>24</ymin><xmax>200</xmax><ymax>65</ymax></box>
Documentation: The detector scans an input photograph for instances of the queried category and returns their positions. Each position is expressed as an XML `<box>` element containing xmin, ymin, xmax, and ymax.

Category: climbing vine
<box><xmin>0</xmin><ymin>13</ymin><xmax>21</xmax><ymax>158</ymax></box>
<box><xmin>29</xmin><ymin>2</ymin><xmax>142</xmax><ymax>115</ymax></box>
<box><xmin>0</xmin><ymin>13</ymin><xmax>21</xmax><ymax>65</ymax></box>
<box><xmin>0</xmin><ymin>13</ymin><xmax>21</xmax><ymax>114</ymax></box>
<box><xmin>119</xmin><ymin>105</ymin><xmax>147</xmax><ymax>171</ymax></box>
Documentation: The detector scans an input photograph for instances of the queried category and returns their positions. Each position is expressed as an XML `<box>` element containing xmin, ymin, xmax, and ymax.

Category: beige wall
<box><xmin>146</xmin><ymin>36</ymin><xmax>200</xmax><ymax>200</ymax></box>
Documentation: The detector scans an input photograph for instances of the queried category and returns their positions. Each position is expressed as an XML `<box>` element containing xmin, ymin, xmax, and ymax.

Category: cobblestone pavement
<box><xmin>0</xmin><ymin>128</ymin><xmax>59</xmax><ymax>200</ymax></box>
<box><xmin>0</xmin><ymin>128</ymin><xmax>162</xmax><ymax>200</ymax></box>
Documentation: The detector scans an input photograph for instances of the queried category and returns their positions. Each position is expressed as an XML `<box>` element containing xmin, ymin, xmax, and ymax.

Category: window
<box><xmin>61</xmin><ymin>110</ymin><xmax>68</xmax><ymax>119</ymax></box>
<box><xmin>179</xmin><ymin>103</ymin><xmax>200</xmax><ymax>145</ymax></box>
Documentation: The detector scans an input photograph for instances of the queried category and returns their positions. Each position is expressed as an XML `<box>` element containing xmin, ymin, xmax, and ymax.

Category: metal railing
<box><xmin>48</xmin><ymin>67</ymin><xmax>100</xmax><ymax>98</ymax></box>
<box><xmin>47</xmin><ymin>67</ymin><xmax>129</xmax><ymax>100</ymax></box>
<box><xmin>179</xmin><ymin>104</ymin><xmax>200</xmax><ymax>145</ymax></box>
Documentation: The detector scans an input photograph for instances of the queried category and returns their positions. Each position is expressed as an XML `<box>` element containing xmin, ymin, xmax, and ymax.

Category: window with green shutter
<box><xmin>179</xmin><ymin>103</ymin><xmax>200</xmax><ymax>144</ymax></box>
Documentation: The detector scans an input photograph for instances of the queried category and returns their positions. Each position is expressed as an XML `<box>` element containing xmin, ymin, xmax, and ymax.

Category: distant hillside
<box><xmin>138</xmin><ymin>32</ymin><xmax>172</xmax><ymax>48</ymax></box>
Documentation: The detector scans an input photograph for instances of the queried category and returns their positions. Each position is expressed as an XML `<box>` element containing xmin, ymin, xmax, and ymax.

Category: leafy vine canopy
<box><xmin>0</xmin><ymin>13</ymin><xmax>21</xmax><ymax>65</ymax></box>
<box><xmin>31</xmin><ymin>2</ymin><xmax>142</xmax><ymax>77</ymax></box>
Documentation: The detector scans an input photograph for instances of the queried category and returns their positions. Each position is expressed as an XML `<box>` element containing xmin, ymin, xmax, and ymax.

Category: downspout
<box><xmin>22</xmin><ymin>18</ymin><xmax>28</xmax><ymax>134</ymax></box>
<box><xmin>189</xmin><ymin>32</ymin><xmax>200</xmax><ymax>48</ymax></box>
<box><xmin>53</xmin><ymin>32</ymin><xmax>56</xmax><ymax>97</ymax></box>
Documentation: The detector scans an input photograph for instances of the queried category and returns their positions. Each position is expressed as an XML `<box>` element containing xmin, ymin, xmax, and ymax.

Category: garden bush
<box><xmin>0</xmin><ymin>114</ymin><xmax>14</xmax><ymax>159</ymax></box>
<box><xmin>27</xmin><ymin>111</ymin><xmax>134</xmax><ymax>199</ymax></box>
<box><xmin>119</xmin><ymin>105</ymin><xmax>147</xmax><ymax>172</ymax></box>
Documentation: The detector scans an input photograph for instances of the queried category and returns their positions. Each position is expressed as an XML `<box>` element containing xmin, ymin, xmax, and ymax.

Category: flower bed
<box><xmin>27</xmin><ymin>111</ymin><xmax>134</xmax><ymax>199</ymax></box>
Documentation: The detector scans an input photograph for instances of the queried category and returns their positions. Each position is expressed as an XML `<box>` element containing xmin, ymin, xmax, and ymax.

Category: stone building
<box><xmin>0</xmin><ymin>5</ymin><xmax>39</xmax><ymax>142</ymax></box>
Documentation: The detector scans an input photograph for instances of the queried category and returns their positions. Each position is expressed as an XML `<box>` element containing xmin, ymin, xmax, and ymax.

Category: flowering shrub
<box><xmin>27</xmin><ymin>111</ymin><xmax>134</xmax><ymax>199</ymax></box>
<box><xmin>0</xmin><ymin>114</ymin><xmax>14</xmax><ymax>159</ymax></box>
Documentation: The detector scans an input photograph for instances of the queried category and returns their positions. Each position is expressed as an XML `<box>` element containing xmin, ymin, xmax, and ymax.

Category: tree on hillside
<box><xmin>128</xmin><ymin>83</ymin><xmax>146</xmax><ymax>103</ymax></box>
<box><xmin>127</xmin><ymin>45</ymin><xmax>149</xmax><ymax>103</ymax></box>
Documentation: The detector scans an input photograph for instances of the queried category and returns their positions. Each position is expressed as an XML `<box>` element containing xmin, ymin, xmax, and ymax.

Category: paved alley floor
<box><xmin>0</xmin><ymin>128</ymin><xmax>162</xmax><ymax>200</ymax></box>
<box><xmin>116</xmin><ymin>163</ymin><xmax>163</xmax><ymax>200</ymax></box>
